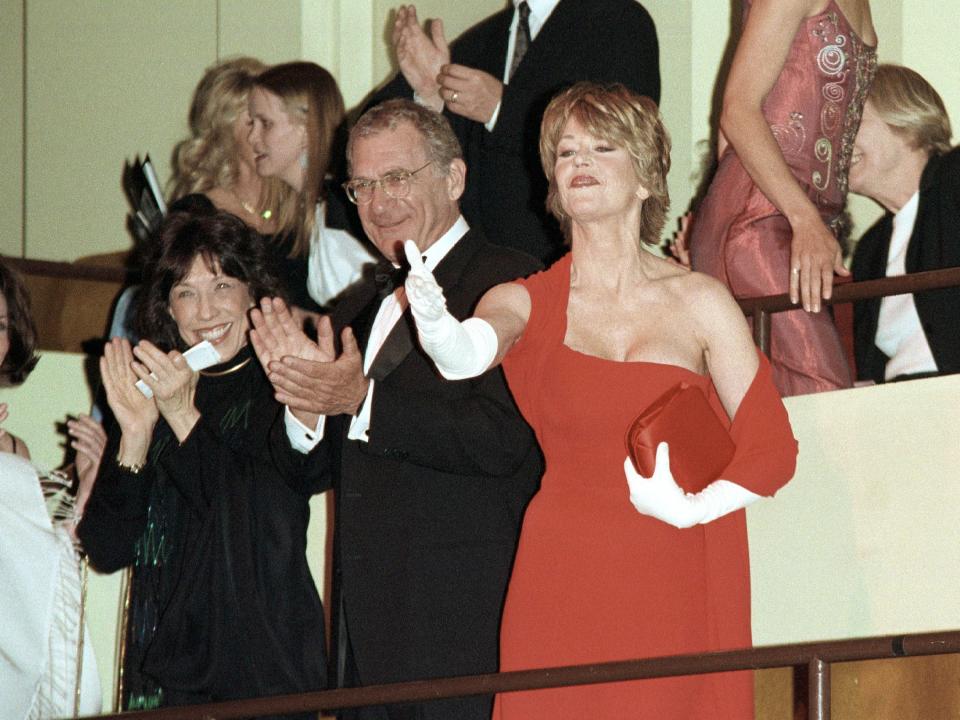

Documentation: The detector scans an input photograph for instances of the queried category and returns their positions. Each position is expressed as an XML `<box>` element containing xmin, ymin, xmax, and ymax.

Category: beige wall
<box><xmin>0</xmin><ymin>0</ymin><xmax>25</xmax><ymax>257</ymax></box>
<box><xmin>4</xmin><ymin>1</ymin><xmax>957</xmax><ymax>263</ymax></box>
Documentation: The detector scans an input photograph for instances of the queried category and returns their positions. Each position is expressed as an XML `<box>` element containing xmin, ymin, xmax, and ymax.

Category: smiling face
<box><xmin>349</xmin><ymin>121</ymin><xmax>464</xmax><ymax>263</ymax></box>
<box><xmin>849</xmin><ymin>100</ymin><xmax>914</xmax><ymax>202</ymax></box>
<box><xmin>167</xmin><ymin>255</ymin><xmax>254</xmax><ymax>363</ymax></box>
<box><xmin>248</xmin><ymin>86</ymin><xmax>306</xmax><ymax>191</ymax></box>
<box><xmin>553</xmin><ymin>117</ymin><xmax>647</xmax><ymax>224</ymax></box>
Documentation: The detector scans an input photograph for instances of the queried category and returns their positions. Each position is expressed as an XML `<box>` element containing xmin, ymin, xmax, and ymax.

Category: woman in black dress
<box><xmin>78</xmin><ymin>209</ymin><xmax>329</xmax><ymax>714</ymax></box>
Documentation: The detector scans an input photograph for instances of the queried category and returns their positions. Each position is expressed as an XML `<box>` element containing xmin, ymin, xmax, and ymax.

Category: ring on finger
<box><xmin>791</xmin><ymin>267</ymin><xmax>800</xmax><ymax>275</ymax></box>
<box><xmin>450</xmin><ymin>91</ymin><xmax>459</xmax><ymax>104</ymax></box>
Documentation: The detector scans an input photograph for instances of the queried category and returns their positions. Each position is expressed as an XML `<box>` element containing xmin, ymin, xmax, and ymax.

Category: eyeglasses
<box><xmin>343</xmin><ymin>161</ymin><xmax>433</xmax><ymax>205</ymax></box>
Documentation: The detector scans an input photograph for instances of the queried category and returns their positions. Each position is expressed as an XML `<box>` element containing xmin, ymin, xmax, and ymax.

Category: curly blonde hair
<box><xmin>539</xmin><ymin>82</ymin><xmax>671</xmax><ymax>247</ymax></box>
<box><xmin>169</xmin><ymin>57</ymin><xmax>288</xmax><ymax>222</ymax></box>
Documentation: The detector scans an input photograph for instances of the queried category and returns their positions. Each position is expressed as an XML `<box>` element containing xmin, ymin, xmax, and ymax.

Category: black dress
<box><xmin>78</xmin><ymin>345</ymin><xmax>331</xmax><ymax>714</ymax></box>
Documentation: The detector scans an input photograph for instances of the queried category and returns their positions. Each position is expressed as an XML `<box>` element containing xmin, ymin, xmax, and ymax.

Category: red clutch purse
<box><xmin>624</xmin><ymin>382</ymin><xmax>735</xmax><ymax>494</ymax></box>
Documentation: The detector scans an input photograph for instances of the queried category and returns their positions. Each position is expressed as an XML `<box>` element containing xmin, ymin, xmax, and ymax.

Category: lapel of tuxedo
<box><xmin>332</xmin><ymin>274</ymin><xmax>380</xmax><ymax>354</ymax></box>
<box><xmin>476</xmin><ymin>8</ymin><xmax>512</xmax><ymax>75</ymax></box>
<box><xmin>367</xmin><ymin>229</ymin><xmax>483</xmax><ymax>382</ymax></box>
<box><xmin>505</xmin><ymin>0</ymin><xmax>579</xmax><ymax>91</ymax></box>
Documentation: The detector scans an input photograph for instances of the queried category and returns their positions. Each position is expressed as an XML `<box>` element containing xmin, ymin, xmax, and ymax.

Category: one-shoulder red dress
<box><xmin>495</xmin><ymin>254</ymin><xmax>798</xmax><ymax>719</ymax></box>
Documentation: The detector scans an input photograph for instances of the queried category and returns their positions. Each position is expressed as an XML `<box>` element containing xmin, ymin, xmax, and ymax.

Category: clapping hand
<box><xmin>437</xmin><ymin>64</ymin><xmax>503</xmax><ymax>124</ymax></box>
<box><xmin>251</xmin><ymin>297</ymin><xmax>368</xmax><ymax>421</ymax></box>
<box><xmin>67</xmin><ymin>414</ymin><xmax>107</xmax><ymax>534</ymax></box>
<box><xmin>131</xmin><ymin>340</ymin><xmax>200</xmax><ymax>442</ymax></box>
<box><xmin>392</xmin><ymin>4</ymin><xmax>450</xmax><ymax>110</ymax></box>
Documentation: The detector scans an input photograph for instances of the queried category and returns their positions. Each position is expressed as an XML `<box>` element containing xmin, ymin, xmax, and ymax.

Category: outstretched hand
<box><xmin>392</xmin><ymin>4</ymin><xmax>449</xmax><ymax>109</ymax></box>
<box><xmin>404</xmin><ymin>239</ymin><xmax>447</xmax><ymax>324</ymax></box>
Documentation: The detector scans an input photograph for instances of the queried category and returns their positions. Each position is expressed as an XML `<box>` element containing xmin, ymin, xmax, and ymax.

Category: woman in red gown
<box><xmin>403</xmin><ymin>82</ymin><xmax>798</xmax><ymax>718</ymax></box>
<box><xmin>688</xmin><ymin>0</ymin><xmax>877</xmax><ymax>396</ymax></box>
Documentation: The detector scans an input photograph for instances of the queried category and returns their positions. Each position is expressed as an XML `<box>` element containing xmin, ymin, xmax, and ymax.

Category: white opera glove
<box><xmin>624</xmin><ymin>442</ymin><xmax>761</xmax><ymax>529</ymax></box>
<box><xmin>403</xmin><ymin>239</ymin><xmax>498</xmax><ymax>380</ymax></box>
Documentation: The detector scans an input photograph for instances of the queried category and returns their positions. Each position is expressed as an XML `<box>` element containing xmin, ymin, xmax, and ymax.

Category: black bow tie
<box><xmin>375</xmin><ymin>262</ymin><xmax>408</xmax><ymax>299</ymax></box>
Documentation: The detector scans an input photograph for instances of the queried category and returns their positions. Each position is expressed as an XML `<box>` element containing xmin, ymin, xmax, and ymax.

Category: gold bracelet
<box><xmin>116</xmin><ymin>455</ymin><xmax>145</xmax><ymax>474</ymax></box>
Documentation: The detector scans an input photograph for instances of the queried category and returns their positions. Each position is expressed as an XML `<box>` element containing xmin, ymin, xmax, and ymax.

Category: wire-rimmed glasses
<box><xmin>343</xmin><ymin>161</ymin><xmax>433</xmax><ymax>205</ymax></box>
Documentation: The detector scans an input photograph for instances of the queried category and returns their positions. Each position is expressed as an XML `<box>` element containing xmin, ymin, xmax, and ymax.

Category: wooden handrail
<box><xmin>1</xmin><ymin>255</ymin><xmax>132</xmax><ymax>283</ymax></box>
<box><xmin>736</xmin><ymin>266</ymin><xmax>960</xmax><ymax>355</ymax></box>
<box><xmin>86</xmin><ymin>629</ymin><xmax>960</xmax><ymax>720</ymax></box>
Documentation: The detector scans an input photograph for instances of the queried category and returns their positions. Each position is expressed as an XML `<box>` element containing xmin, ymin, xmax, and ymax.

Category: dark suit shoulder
<box><xmin>450</xmin><ymin>6</ymin><xmax>512</xmax><ymax>63</ymax></box>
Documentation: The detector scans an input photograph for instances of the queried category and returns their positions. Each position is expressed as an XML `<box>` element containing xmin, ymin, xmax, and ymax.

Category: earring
<box><xmin>299</xmin><ymin>150</ymin><xmax>308</xmax><ymax>169</ymax></box>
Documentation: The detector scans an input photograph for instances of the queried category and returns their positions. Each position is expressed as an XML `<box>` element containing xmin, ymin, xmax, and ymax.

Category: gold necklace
<box><xmin>199</xmin><ymin>356</ymin><xmax>252</xmax><ymax>377</ymax></box>
<box><xmin>232</xmin><ymin>188</ymin><xmax>273</xmax><ymax>221</ymax></box>
<box><xmin>238</xmin><ymin>198</ymin><xmax>273</xmax><ymax>220</ymax></box>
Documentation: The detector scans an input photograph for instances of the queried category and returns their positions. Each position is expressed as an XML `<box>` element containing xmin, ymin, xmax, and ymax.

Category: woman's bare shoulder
<box><xmin>0</xmin><ymin>431</ymin><xmax>31</xmax><ymax>460</ymax></box>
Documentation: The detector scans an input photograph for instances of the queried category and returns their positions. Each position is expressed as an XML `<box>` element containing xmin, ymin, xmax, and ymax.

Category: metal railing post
<box><xmin>808</xmin><ymin>657</ymin><xmax>830</xmax><ymax>720</ymax></box>
<box><xmin>753</xmin><ymin>309</ymin><xmax>772</xmax><ymax>356</ymax></box>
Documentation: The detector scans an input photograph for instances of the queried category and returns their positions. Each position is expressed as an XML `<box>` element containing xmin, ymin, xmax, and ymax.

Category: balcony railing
<box><xmin>737</xmin><ymin>266</ymin><xmax>960</xmax><ymax>355</ymax></box>
<box><xmin>86</xmin><ymin>629</ymin><xmax>960</xmax><ymax>720</ymax></box>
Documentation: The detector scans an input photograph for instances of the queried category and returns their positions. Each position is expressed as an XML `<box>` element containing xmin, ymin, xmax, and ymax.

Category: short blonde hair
<box><xmin>868</xmin><ymin>64</ymin><xmax>952</xmax><ymax>157</ymax></box>
<box><xmin>539</xmin><ymin>82</ymin><xmax>671</xmax><ymax>246</ymax></box>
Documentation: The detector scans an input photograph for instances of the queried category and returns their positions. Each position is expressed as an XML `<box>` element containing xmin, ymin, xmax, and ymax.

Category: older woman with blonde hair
<box><xmin>403</xmin><ymin>81</ymin><xmax>798</xmax><ymax>718</ymax></box>
<box><xmin>850</xmin><ymin>63</ymin><xmax>959</xmax><ymax>382</ymax></box>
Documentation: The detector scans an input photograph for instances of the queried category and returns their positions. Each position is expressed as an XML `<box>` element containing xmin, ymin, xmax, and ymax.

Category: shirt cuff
<box><xmin>484</xmin><ymin>100</ymin><xmax>502</xmax><ymax>132</ymax></box>
<box><xmin>285</xmin><ymin>406</ymin><xmax>325</xmax><ymax>453</ymax></box>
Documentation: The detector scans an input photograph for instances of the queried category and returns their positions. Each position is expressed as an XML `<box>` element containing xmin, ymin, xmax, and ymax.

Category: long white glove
<box><xmin>624</xmin><ymin>442</ymin><xmax>761</xmax><ymax>528</ymax></box>
<box><xmin>403</xmin><ymin>239</ymin><xmax>498</xmax><ymax>380</ymax></box>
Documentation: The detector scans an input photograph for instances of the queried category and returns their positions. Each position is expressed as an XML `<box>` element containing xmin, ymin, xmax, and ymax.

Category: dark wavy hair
<box><xmin>0</xmin><ymin>261</ymin><xmax>40</xmax><ymax>386</ymax></box>
<box><xmin>136</xmin><ymin>208</ymin><xmax>286</xmax><ymax>351</ymax></box>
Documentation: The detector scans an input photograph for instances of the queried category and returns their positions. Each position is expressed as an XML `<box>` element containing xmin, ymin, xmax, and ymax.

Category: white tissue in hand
<box><xmin>135</xmin><ymin>340</ymin><xmax>221</xmax><ymax>399</ymax></box>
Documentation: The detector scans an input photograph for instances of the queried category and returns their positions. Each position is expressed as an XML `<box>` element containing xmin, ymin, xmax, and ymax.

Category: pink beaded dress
<box><xmin>689</xmin><ymin>0</ymin><xmax>877</xmax><ymax>396</ymax></box>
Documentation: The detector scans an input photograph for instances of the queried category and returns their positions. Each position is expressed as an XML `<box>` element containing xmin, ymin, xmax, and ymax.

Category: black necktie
<box><xmin>509</xmin><ymin>2</ymin><xmax>532</xmax><ymax>81</ymax></box>
<box><xmin>374</xmin><ymin>262</ymin><xmax>408</xmax><ymax>299</ymax></box>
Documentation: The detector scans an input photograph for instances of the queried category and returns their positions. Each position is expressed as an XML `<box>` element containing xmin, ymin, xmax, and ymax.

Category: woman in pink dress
<box><xmin>402</xmin><ymin>83</ymin><xmax>798</xmax><ymax>719</ymax></box>
<box><xmin>688</xmin><ymin>0</ymin><xmax>877</xmax><ymax>396</ymax></box>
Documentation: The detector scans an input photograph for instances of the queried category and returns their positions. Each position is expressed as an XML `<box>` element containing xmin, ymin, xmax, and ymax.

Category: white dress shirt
<box><xmin>874</xmin><ymin>191</ymin><xmax>939</xmax><ymax>380</ymax></box>
<box><xmin>286</xmin><ymin>216</ymin><xmax>471</xmax><ymax>451</ymax></box>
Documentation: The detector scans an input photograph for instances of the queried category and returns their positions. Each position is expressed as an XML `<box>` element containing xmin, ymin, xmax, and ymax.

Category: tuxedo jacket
<box><xmin>372</xmin><ymin>0</ymin><xmax>660</xmax><ymax>263</ymax></box>
<box><xmin>852</xmin><ymin>147</ymin><xmax>960</xmax><ymax>382</ymax></box>
<box><xmin>327</xmin><ymin>228</ymin><xmax>543</xmax><ymax>691</ymax></box>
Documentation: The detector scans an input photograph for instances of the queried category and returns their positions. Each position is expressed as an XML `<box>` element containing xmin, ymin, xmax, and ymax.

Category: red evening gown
<box><xmin>494</xmin><ymin>254</ymin><xmax>798</xmax><ymax>719</ymax></box>
<box><xmin>689</xmin><ymin>0</ymin><xmax>877</xmax><ymax>396</ymax></box>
